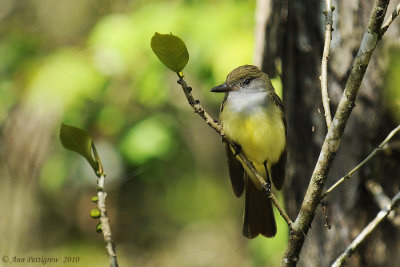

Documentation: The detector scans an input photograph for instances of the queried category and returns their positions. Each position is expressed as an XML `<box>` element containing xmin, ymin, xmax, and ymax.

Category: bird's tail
<box><xmin>242</xmin><ymin>175</ymin><xmax>277</xmax><ymax>238</ymax></box>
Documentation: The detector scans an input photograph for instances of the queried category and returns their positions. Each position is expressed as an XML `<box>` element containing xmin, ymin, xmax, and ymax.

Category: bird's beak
<box><xmin>211</xmin><ymin>83</ymin><xmax>234</xmax><ymax>93</ymax></box>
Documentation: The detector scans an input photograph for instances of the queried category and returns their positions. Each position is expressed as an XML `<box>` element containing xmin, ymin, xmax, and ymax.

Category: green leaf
<box><xmin>96</xmin><ymin>222</ymin><xmax>102</xmax><ymax>233</ymax></box>
<box><xmin>60</xmin><ymin>123</ymin><xmax>104</xmax><ymax>176</ymax></box>
<box><xmin>90</xmin><ymin>209</ymin><xmax>101</xmax><ymax>219</ymax></box>
<box><xmin>151</xmin><ymin>32</ymin><xmax>189</xmax><ymax>73</ymax></box>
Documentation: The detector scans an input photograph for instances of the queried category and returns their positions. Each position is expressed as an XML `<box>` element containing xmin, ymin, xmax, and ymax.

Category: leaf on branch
<box><xmin>96</xmin><ymin>222</ymin><xmax>102</xmax><ymax>233</ymax></box>
<box><xmin>151</xmin><ymin>32</ymin><xmax>189</xmax><ymax>73</ymax></box>
<box><xmin>60</xmin><ymin>123</ymin><xmax>104</xmax><ymax>177</ymax></box>
<box><xmin>90</xmin><ymin>209</ymin><xmax>101</xmax><ymax>219</ymax></box>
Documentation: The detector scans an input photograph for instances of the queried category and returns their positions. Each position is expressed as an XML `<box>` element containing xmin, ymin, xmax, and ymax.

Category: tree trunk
<box><xmin>257</xmin><ymin>0</ymin><xmax>400</xmax><ymax>266</ymax></box>
<box><xmin>0</xmin><ymin>105</ymin><xmax>56</xmax><ymax>254</ymax></box>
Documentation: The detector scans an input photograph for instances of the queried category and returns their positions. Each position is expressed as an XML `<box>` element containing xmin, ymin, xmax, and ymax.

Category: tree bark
<box><xmin>257</xmin><ymin>0</ymin><xmax>400</xmax><ymax>266</ymax></box>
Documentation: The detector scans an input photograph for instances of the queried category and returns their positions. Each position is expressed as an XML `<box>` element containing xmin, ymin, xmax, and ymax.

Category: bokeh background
<box><xmin>2</xmin><ymin>1</ymin><xmax>400</xmax><ymax>266</ymax></box>
<box><xmin>0</xmin><ymin>1</ymin><xmax>292</xmax><ymax>266</ymax></box>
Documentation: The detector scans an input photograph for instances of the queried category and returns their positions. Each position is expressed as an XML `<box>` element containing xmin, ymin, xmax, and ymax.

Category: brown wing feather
<box><xmin>268</xmin><ymin>91</ymin><xmax>287</xmax><ymax>190</ymax></box>
<box><xmin>271</xmin><ymin>148</ymin><xmax>286</xmax><ymax>190</ymax></box>
<box><xmin>224</xmin><ymin>141</ymin><xmax>245</xmax><ymax>197</ymax></box>
<box><xmin>269</xmin><ymin>91</ymin><xmax>285</xmax><ymax>114</ymax></box>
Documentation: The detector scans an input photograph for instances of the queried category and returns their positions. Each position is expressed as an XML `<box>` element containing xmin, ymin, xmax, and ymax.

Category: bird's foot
<box><xmin>232</xmin><ymin>142</ymin><xmax>242</xmax><ymax>156</ymax></box>
<box><xmin>263</xmin><ymin>181</ymin><xmax>272</xmax><ymax>198</ymax></box>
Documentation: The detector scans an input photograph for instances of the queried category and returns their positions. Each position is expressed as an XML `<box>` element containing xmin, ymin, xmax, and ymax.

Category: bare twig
<box><xmin>331</xmin><ymin>190</ymin><xmax>400</xmax><ymax>267</ymax></box>
<box><xmin>366</xmin><ymin>180</ymin><xmax>391</xmax><ymax>209</ymax></box>
<box><xmin>320</xmin><ymin>0</ymin><xmax>334</xmax><ymax>129</ymax></box>
<box><xmin>383</xmin><ymin>140</ymin><xmax>400</xmax><ymax>152</ymax></box>
<box><xmin>366</xmin><ymin>180</ymin><xmax>400</xmax><ymax>226</ymax></box>
<box><xmin>176</xmin><ymin>75</ymin><xmax>223</xmax><ymax>135</ymax></box>
<box><xmin>97</xmin><ymin>174</ymin><xmax>118</xmax><ymax>267</ymax></box>
<box><xmin>271</xmin><ymin>193</ymin><xmax>293</xmax><ymax>228</ymax></box>
<box><xmin>176</xmin><ymin>73</ymin><xmax>293</xmax><ymax>227</ymax></box>
<box><xmin>380</xmin><ymin>3</ymin><xmax>400</xmax><ymax>36</ymax></box>
<box><xmin>322</xmin><ymin>125</ymin><xmax>400</xmax><ymax>199</ymax></box>
<box><xmin>321</xmin><ymin>201</ymin><xmax>331</xmax><ymax>229</ymax></box>
<box><xmin>282</xmin><ymin>1</ymin><xmax>391</xmax><ymax>266</ymax></box>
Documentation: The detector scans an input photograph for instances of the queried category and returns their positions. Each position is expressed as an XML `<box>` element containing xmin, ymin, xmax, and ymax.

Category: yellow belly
<box><xmin>221</xmin><ymin>105</ymin><xmax>285</xmax><ymax>183</ymax></box>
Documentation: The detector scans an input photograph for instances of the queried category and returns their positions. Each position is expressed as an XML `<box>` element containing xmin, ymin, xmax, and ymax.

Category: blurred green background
<box><xmin>2</xmin><ymin>1</ymin><xmax>399</xmax><ymax>267</ymax></box>
<box><xmin>0</xmin><ymin>0</ymin><xmax>288</xmax><ymax>266</ymax></box>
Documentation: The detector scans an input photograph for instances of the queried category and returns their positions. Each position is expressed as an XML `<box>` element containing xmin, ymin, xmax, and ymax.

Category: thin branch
<box><xmin>176</xmin><ymin>73</ymin><xmax>293</xmax><ymax>227</ymax></box>
<box><xmin>320</xmin><ymin>0</ymin><xmax>334</xmax><ymax>129</ymax></box>
<box><xmin>321</xmin><ymin>201</ymin><xmax>331</xmax><ymax>229</ymax></box>
<box><xmin>366</xmin><ymin>180</ymin><xmax>400</xmax><ymax>227</ymax></box>
<box><xmin>383</xmin><ymin>140</ymin><xmax>400</xmax><ymax>152</ymax></box>
<box><xmin>331</xmin><ymin>190</ymin><xmax>400</xmax><ymax>267</ymax></box>
<box><xmin>366</xmin><ymin>180</ymin><xmax>391</xmax><ymax>209</ymax></box>
<box><xmin>380</xmin><ymin>3</ymin><xmax>400</xmax><ymax>36</ymax></box>
<box><xmin>282</xmin><ymin>1</ymin><xmax>391</xmax><ymax>266</ymax></box>
<box><xmin>321</xmin><ymin>125</ymin><xmax>400</xmax><ymax>199</ymax></box>
<box><xmin>176</xmin><ymin>75</ymin><xmax>223</xmax><ymax>135</ymax></box>
<box><xmin>271</xmin><ymin>193</ymin><xmax>293</xmax><ymax>227</ymax></box>
<box><xmin>97</xmin><ymin>174</ymin><xmax>118</xmax><ymax>267</ymax></box>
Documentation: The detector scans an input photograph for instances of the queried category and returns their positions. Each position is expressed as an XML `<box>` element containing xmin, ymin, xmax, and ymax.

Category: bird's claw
<box><xmin>232</xmin><ymin>143</ymin><xmax>241</xmax><ymax>156</ymax></box>
<box><xmin>263</xmin><ymin>181</ymin><xmax>272</xmax><ymax>198</ymax></box>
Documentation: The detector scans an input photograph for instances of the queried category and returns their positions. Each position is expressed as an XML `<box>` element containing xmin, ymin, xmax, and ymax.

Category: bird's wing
<box><xmin>269</xmin><ymin>92</ymin><xmax>287</xmax><ymax>190</ymax></box>
<box><xmin>271</xmin><ymin>148</ymin><xmax>286</xmax><ymax>190</ymax></box>
<box><xmin>224</xmin><ymin>141</ymin><xmax>245</xmax><ymax>197</ymax></box>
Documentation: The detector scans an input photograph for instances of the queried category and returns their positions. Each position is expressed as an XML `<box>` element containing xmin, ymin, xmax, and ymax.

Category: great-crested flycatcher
<box><xmin>211</xmin><ymin>65</ymin><xmax>286</xmax><ymax>238</ymax></box>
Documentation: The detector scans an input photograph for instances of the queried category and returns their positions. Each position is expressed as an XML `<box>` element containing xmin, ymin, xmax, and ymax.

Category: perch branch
<box><xmin>271</xmin><ymin>193</ymin><xmax>293</xmax><ymax>227</ymax></box>
<box><xmin>97</xmin><ymin>174</ymin><xmax>118</xmax><ymax>267</ymax></box>
<box><xmin>176</xmin><ymin>73</ymin><xmax>293</xmax><ymax>227</ymax></box>
<box><xmin>321</xmin><ymin>124</ymin><xmax>400</xmax><ymax>199</ymax></box>
<box><xmin>331</xmin><ymin>190</ymin><xmax>400</xmax><ymax>267</ymax></box>
<box><xmin>176</xmin><ymin>74</ymin><xmax>223</xmax><ymax>135</ymax></box>
<box><xmin>282</xmin><ymin>1</ymin><xmax>391</xmax><ymax>266</ymax></box>
<box><xmin>320</xmin><ymin>0</ymin><xmax>334</xmax><ymax>129</ymax></box>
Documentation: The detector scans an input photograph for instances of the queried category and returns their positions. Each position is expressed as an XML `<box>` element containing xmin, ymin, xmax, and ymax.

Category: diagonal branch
<box><xmin>331</xmin><ymin>190</ymin><xmax>400</xmax><ymax>267</ymax></box>
<box><xmin>321</xmin><ymin>124</ymin><xmax>400</xmax><ymax>199</ymax></box>
<box><xmin>176</xmin><ymin>75</ymin><xmax>223</xmax><ymax>135</ymax></box>
<box><xmin>282</xmin><ymin>1</ymin><xmax>391</xmax><ymax>266</ymax></box>
<box><xmin>366</xmin><ymin>180</ymin><xmax>400</xmax><ymax>227</ymax></box>
<box><xmin>176</xmin><ymin>73</ymin><xmax>293</xmax><ymax>227</ymax></box>
<box><xmin>380</xmin><ymin>3</ymin><xmax>400</xmax><ymax>36</ymax></box>
<box><xmin>320</xmin><ymin>0</ymin><xmax>334</xmax><ymax>129</ymax></box>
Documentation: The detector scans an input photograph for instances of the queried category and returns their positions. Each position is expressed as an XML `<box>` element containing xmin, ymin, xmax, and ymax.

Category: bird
<box><xmin>211</xmin><ymin>65</ymin><xmax>286</xmax><ymax>238</ymax></box>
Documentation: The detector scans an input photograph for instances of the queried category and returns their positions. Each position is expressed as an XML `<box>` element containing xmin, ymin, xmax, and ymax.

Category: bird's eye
<box><xmin>243</xmin><ymin>78</ymin><xmax>252</xmax><ymax>85</ymax></box>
